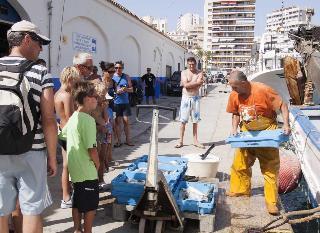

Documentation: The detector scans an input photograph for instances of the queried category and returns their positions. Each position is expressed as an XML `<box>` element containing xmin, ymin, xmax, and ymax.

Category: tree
<box><xmin>204</xmin><ymin>50</ymin><xmax>213</xmax><ymax>71</ymax></box>
<box><xmin>195</xmin><ymin>47</ymin><xmax>204</xmax><ymax>59</ymax></box>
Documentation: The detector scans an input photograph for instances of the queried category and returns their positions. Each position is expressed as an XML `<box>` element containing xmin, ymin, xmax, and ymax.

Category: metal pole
<box><xmin>47</xmin><ymin>0</ymin><xmax>53</xmax><ymax>72</ymax></box>
<box><xmin>146</xmin><ymin>109</ymin><xmax>159</xmax><ymax>189</ymax></box>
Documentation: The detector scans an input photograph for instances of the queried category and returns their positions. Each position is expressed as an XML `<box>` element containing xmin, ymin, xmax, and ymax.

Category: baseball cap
<box><xmin>7</xmin><ymin>20</ymin><xmax>51</xmax><ymax>45</ymax></box>
<box><xmin>105</xmin><ymin>93</ymin><xmax>113</xmax><ymax>100</ymax></box>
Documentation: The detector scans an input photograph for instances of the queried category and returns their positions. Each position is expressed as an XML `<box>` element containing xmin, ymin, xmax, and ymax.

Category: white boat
<box><xmin>289</xmin><ymin>106</ymin><xmax>320</xmax><ymax>207</ymax></box>
<box><xmin>248</xmin><ymin>68</ymin><xmax>291</xmax><ymax>103</ymax></box>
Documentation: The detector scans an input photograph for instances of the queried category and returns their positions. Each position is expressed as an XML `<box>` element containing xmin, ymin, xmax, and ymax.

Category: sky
<box><xmin>115</xmin><ymin>0</ymin><xmax>320</xmax><ymax>36</ymax></box>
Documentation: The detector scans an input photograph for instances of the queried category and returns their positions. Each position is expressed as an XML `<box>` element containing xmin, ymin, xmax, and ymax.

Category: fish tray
<box><xmin>112</xmin><ymin>155</ymin><xmax>188</xmax><ymax>205</ymax></box>
<box><xmin>111</xmin><ymin>172</ymin><xmax>146</xmax><ymax>195</ymax></box>
<box><xmin>112</xmin><ymin>171</ymin><xmax>185</xmax><ymax>205</ymax></box>
<box><xmin>174</xmin><ymin>181</ymin><xmax>218</xmax><ymax>215</ymax></box>
<box><xmin>127</xmin><ymin>155</ymin><xmax>187</xmax><ymax>172</ymax></box>
<box><xmin>225</xmin><ymin>129</ymin><xmax>289</xmax><ymax>148</ymax></box>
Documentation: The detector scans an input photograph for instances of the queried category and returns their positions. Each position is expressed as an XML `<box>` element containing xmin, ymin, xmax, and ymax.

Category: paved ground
<box><xmin>43</xmin><ymin>83</ymin><xmax>292</xmax><ymax>233</ymax></box>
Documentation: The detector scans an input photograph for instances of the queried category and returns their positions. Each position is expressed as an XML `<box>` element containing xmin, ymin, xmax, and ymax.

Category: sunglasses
<box><xmin>115</xmin><ymin>67</ymin><xmax>122</xmax><ymax>70</ymax></box>
<box><xmin>27</xmin><ymin>33</ymin><xmax>43</xmax><ymax>46</ymax></box>
<box><xmin>107</xmin><ymin>69</ymin><xmax>115</xmax><ymax>73</ymax></box>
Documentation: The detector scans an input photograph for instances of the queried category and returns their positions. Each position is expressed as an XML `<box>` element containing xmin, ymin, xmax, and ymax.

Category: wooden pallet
<box><xmin>112</xmin><ymin>202</ymin><xmax>216</xmax><ymax>232</ymax></box>
<box><xmin>111</xmin><ymin>178</ymin><xmax>218</xmax><ymax>233</ymax></box>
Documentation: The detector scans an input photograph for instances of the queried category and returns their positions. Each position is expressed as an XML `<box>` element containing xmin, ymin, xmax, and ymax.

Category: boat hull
<box><xmin>289</xmin><ymin>106</ymin><xmax>320</xmax><ymax>207</ymax></box>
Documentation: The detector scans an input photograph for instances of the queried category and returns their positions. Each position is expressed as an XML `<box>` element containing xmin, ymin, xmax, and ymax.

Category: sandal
<box><xmin>114</xmin><ymin>142</ymin><xmax>122</xmax><ymax>148</ymax></box>
<box><xmin>125</xmin><ymin>142</ymin><xmax>134</xmax><ymax>146</ymax></box>
<box><xmin>175</xmin><ymin>143</ymin><xmax>183</xmax><ymax>148</ymax></box>
<box><xmin>193</xmin><ymin>143</ymin><xmax>205</xmax><ymax>149</ymax></box>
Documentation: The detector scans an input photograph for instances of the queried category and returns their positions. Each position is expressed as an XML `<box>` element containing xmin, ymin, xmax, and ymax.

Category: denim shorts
<box><xmin>0</xmin><ymin>150</ymin><xmax>52</xmax><ymax>216</ymax></box>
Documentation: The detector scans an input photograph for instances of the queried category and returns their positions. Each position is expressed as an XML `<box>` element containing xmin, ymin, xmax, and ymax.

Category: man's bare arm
<box><xmin>88</xmin><ymin>148</ymin><xmax>100</xmax><ymax>170</ymax></box>
<box><xmin>41</xmin><ymin>87</ymin><xmax>58</xmax><ymax>177</ymax></box>
<box><xmin>231</xmin><ymin>114</ymin><xmax>240</xmax><ymax>136</ymax></box>
<box><xmin>63</xmin><ymin>94</ymin><xmax>74</xmax><ymax>121</ymax></box>
<box><xmin>280</xmin><ymin>102</ymin><xmax>291</xmax><ymax>135</ymax></box>
<box><xmin>124</xmin><ymin>75</ymin><xmax>133</xmax><ymax>93</ymax></box>
<box><xmin>181</xmin><ymin>71</ymin><xmax>203</xmax><ymax>88</ymax></box>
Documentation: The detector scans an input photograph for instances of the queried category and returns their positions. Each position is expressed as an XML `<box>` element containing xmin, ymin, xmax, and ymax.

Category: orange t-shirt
<box><xmin>226</xmin><ymin>82</ymin><xmax>283</xmax><ymax>121</ymax></box>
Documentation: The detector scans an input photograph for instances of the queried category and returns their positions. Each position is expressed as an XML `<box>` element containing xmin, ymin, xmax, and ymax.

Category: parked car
<box><xmin>167</xmin><ymin>71</ymin><xmax>182</xmax><ymax>96</ymax></box>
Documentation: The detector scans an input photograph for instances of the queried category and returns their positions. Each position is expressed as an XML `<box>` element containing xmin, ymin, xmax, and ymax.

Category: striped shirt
<box><xmin>0</xmin><ymin>56</ymin><xmax>54</xmax><ymax>151</ymax></box>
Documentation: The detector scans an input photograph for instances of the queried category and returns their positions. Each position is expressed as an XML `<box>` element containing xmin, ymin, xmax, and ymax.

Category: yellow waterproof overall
<box><xmin>229</xmin><ymin>116</ymin><xmax>280</xmax><ymax>205</ymax></box>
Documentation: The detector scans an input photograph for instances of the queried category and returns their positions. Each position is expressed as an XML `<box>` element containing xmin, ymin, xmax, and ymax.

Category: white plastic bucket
<box><xmin>182</xmin><ymin>153</ymin><xmax>220</xmax><ymax>178</ymax></box>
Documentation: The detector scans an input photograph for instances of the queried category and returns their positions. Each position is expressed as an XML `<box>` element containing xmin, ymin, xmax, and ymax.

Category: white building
<box><xmin>142</xmin><ymin>16</ymin><xmax>168</xmax><ymax>34</ymax></box>
<box><xmin>266</xmin><ymin>6</ymin><xmax>308</xmax><ymax>33</ymax></box>
<box><xmin>168</xmin><ymin>24</ymin><xmax>204</xmax><ymax>53</ymax></box>
<box><xmin>0</xmin><ymin>0</ymin><xmax>187</xmax><ymax>79</ymax></box>
<box><xmin>188</xmin><ymin>25</ymin><xmax>204</xmax><ymax>51</ymax></box>
<box><xmin>177</xmin><ymin>13</ymin><xmax>202</xmax><ymax>33</ymax></box>
<box><xmin>259</xmin><ymin>6</ymin><xmax>310</xmax><ymax>70</ymax></box>
<box><xmin>204</xmin><ymin>0</ymin><xmax>256</xmax><ymax>72</ymax></box>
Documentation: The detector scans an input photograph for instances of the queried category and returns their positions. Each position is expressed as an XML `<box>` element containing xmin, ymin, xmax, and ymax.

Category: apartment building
<box><xmin>142</xmin><ymin>16</ymin><xmax>168</xmax><ymax>33</ymax></box>
<box><xmin>266</xmin><ymin>6</ymin><xmax>308</xmax><ymax>33</ymax></box>
<box><xmin>168</xmin><ymin>25</ymin><xmax>204</xmax><ymax>53</ymax></box>
<box><xmin>204</xmin><ymin>0</ymin><xmax>256</xmax><ymax>71</ymax></box>
<box><xmin>177</xmin><ymin>13</ymin><xmax>202</xmax><ymax>33</ymax></box>
<box><xmin>259</xmin><ymin>6</ymin><xmax>310</xmax><ymax>70</ymax></box>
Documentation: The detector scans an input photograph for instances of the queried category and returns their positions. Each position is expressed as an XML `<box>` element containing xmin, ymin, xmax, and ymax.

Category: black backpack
<box><xmin>0</xmin><ymin>60</ymin><xmax>39</xmax><ymax>155</ymax></box>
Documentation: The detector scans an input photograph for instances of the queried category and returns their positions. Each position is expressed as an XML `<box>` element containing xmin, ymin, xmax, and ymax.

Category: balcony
<box><xmin>210</xmin><ymin>11</ymin><xmax>255</xmax><ymax>16</ymax></box>
<box><xmin>211</xmin><ymin>15</ymin><xmax>255</xmax><ymax>21</ymax></box>
<box><xmin>210</xmin><ymin>2</ymin><xmax>256</xmax><ymax>8</ymax></box>
<box><xmin>211</xmin><ymin>7</ymin><xmax>255</xmax><ymax>13</ymax></box>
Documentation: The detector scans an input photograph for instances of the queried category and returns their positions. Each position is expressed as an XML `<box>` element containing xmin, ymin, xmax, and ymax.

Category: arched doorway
<box><xmin>120</xmin><ymin>35</ymin><xmax>141</xmax><ymax>77</ymax></box>
<box><xmin>0</xmin><ymin>0</ymin><xmax>22</xmax><ymax>56</ymax></box>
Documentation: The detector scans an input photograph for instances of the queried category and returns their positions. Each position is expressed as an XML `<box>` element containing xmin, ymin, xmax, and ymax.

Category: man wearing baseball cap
<box><xmin>0</xmin><ymin>20</ymin><xmax>57</xmax><ymax>232</ymax></box>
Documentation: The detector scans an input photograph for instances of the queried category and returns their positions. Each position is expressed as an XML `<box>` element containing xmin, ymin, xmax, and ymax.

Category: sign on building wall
<box><xmin>72</xmin><ymin>32</ymin><xmax>97</xmax><ymax>53</ymax></box>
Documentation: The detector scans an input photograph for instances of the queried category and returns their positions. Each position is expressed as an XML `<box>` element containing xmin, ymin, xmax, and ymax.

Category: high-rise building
<box><xmin>177</xmin><ymin>13</ymin><xmax>203</xmax><ymax>33</ymax></box>
<box><xmin>258</xmin><ymin>6</ymin><xmax>310</xmax><ymax>70</ymax></box>
<box><xmin>168</xmin><ymin>24</ymin><xmax>204</xmax><ymax>53</ymax></box>
<box><xmin>204</xmin><ymin>0</ymin><xmax>256</xmax><ymax>72</ymax></box>
<box><xmin>142</xmin><ymin>16</ymin><xmax>168</xmax><ymax>33</ymax></box>
<box><xmin>265</xmin><ymin>6</ymin><xmax>308</xmax><ymax>33</ymax></box>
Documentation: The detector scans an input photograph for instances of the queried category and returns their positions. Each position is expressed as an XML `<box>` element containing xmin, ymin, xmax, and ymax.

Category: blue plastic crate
<box><xmin>111</xmin><ymin>172</ymin><xmax>146</xmax><ymax>194</ymax></box>
<box><xmin>127</xmin><ymin>155</ymin><xmax>187</xmax><ymax>172</ymax></box>
<box><xmin>123</xmin><ymin>169</ymin><xmax>183</xmax><ymax>191</ymax></box>
<box><xmin>111</xmin><ymin>170</ymin><xmax>184</xmax><ymax>205</ymax></box>
<box><xmin>134</xmin><ymin>162</ymin><xmax>184</xmax><ymax>173</ymax></box>
<box><xmin>174</xmin><ymin>181</ymin><xmax>218</xmax><ymax>214</ymax></box>
<box><xmin>225</xmin><ymin>129</ymin><xmax>289</xmax><ymax>148</ymax></box>
<box><xmin>112</xmin><ymin>155</ymin><xmax>188</xmax><ymax>205</ymax></box>
<box><xmin>112</xmin><ymin>194</ymin><xmax>140</xmax><ymax>205</ymax></box>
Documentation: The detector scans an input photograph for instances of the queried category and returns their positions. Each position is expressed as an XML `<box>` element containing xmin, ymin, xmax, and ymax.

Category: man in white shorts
<box><xmin>175</xmin><ymin>57</ymin><xmax>205</xmax><ymax>149</ymax></box>
<box><xmin>0</xmin><ymin>20</ymin><xmax>57</xmax><ymax>233</ymax></box>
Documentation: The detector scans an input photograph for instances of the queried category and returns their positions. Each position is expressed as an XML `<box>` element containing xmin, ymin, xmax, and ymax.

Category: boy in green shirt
<box><xmin>59</xmin><ymin>80</ymin><xmax>100</xmax><ymax>233</ymax></box>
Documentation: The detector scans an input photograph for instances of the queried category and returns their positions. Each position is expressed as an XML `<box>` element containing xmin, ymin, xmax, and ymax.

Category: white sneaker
<box><xmin>112</xmin><ymin>161</ymin><xmax>120</xmax><ymax>166</ymax></box>
<box><xmin>99</xmin><ymin>182</ymin><xmax>110</xmax><ymax>191</ymax></box>
<box><xmin>60</xmin><ymin>199</ymin><xmax>72</xmax><ymax>209</ymax></box>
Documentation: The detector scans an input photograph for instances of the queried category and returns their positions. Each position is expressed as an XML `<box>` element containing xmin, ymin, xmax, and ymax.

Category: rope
<box><xmin>250</xmin><ymin>206</ymin><xmax>320</xmax><ymax>232</ymax></box>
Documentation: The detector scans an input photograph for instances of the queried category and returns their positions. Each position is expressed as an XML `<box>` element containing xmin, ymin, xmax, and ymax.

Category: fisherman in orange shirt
<box><xmin>226</xmin><ymin>70</ymin><xmax>290</xmax><ymax>215</ymax></box>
